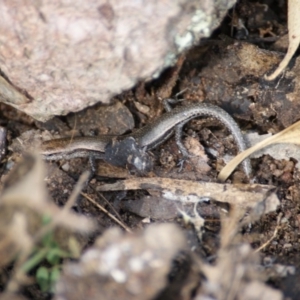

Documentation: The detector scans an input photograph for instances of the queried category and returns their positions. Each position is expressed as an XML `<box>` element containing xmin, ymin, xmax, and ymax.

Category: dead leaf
<box><xmin>218</xmin><ymin>120</ymin><xmax>300</xmax><ymax>181</ymax></box>
<box><xmin>265</xmin><ymin>0</ymin><xmax>300</xmax><ymax>80</ymax></box>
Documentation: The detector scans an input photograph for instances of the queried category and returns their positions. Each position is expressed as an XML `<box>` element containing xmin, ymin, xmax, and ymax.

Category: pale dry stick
<box><xmin>225</xmin><ymin>259</ymin><xmax>245</xmax><ymax>300</ymax></box>
<box><xmin>219</xmin><ymin>205</ymin><xmax>246</xmax><ymax>251</ymax></box>
<box><xmin>265</xmin><ymin>0</ymin><xmax>300</xmax><ymax>80</ymax></box>
<box><xmin>254</xmin><ymin>213</ymin><xmax>282</xmax><ymax>253</ymax></box>
<box><xmin>5</xmin><ymin>215</ymin><xmax>33</xmax><ymax>293</ymax></box>
<box><xmin>6</xmin><ymin>172</ymin><xmax>91</xmax><ymax>293</ymax></box>
<box><xmin>81</xmin><ymin>192</ymin><xmax>132</xmax><ymax>233</ymax></box>
<box><xmin>218</xmin><ymin>209</ymin><xmax>251</xmax><ymax>300</ymax></box>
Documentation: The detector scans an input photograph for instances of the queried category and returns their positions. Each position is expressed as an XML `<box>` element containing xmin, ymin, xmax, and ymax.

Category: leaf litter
<box><xmin>1</xmin><ymin>1</ymin><xmax>300</xmax><ymax>298</ymax></box>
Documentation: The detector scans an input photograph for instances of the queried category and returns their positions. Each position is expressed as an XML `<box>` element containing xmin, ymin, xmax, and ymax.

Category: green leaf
<box><xmin>49</xmin><ymin>268</ymin><xmax>61</xmax><ymax>293</ymax></box>
<box><xmin>46</xmin><ymin>247</ymin><xmax>70</xmax><ymax>264</ymax></box>
<box><xmin>46</xmin><ymin>249</ymin><xmax>61</xmax><ymax>265</ymax></box>
<box><xmin>41</xmin><ymin>231</ymin><xmax>54</xmax><ymax>246</ymax></box>
<box><xmin>36</xmin><ymin>266</ymin><xmax>50</xmax><ymax>292</ymax></box>
<box><xmin>21</xmin><ymin>248</ymin><xmax>48</xmax><ymax>273</ymax></box>
<box><xmin>42</xmin><ymin>214</ymin><xmax>52</xmax><ymax>225</ymax></box>
<box><xmin>50</xmin><ymin>268</ymin><xmax>60</xmax><ymax>283</ymax></box>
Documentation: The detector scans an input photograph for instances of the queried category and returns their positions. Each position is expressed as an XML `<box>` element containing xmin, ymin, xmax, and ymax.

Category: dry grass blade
<box><xmin>81</xmin><ymin>192</ymin><xmax>132</xmax><ymax>233</ymax></box>
<box><xmin>254</xmin><ymin>213</ymin><xmax>282</xmax><ymax>253</ymax></box>
<box><xmin>218</xmin><ymin>120</ymin><xmax>300</xmax><ymax>181</ymax></box>
<box><xmin>265</xmin><ymin>0</ymin><xmax>300</xmax><ymax>80</ymax></box>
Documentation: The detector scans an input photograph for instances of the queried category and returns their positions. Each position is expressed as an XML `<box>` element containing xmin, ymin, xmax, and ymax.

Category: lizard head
<box><xmin>104</xmin><ymin>137</ymin><xmax>152</xmax><ymax>174</ymax></box>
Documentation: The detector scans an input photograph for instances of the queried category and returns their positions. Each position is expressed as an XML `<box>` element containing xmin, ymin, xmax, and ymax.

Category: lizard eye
<box><xmin>128</xmin><ymin>153</ymin><xmax>153</xmax><ymax>174</ymax></box>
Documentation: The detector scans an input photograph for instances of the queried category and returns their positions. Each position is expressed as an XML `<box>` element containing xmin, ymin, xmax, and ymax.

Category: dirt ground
<box><xmin>1</xmin><ymin>0</ymin><xmax>300</xmax><ymax>299</ymax></box>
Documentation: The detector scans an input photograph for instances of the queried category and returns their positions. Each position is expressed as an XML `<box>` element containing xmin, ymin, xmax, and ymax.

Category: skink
<box><xmin>41</xmin><ymin>103</ymin><xmax>251</xmax><ymax>177</ymax></box>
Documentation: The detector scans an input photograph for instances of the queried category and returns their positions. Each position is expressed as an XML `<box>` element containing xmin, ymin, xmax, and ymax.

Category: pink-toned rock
<box><xmin>0</xmin><ymin>0</ymin><xmax>235</xmax><ymax>121</ymax></box>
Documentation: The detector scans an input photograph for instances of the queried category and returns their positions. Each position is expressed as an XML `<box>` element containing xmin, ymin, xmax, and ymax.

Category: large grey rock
<box><xmin>0</xmin><ymin>0</ymin><xmax>235</xmax><ymax>121</ymax></box>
